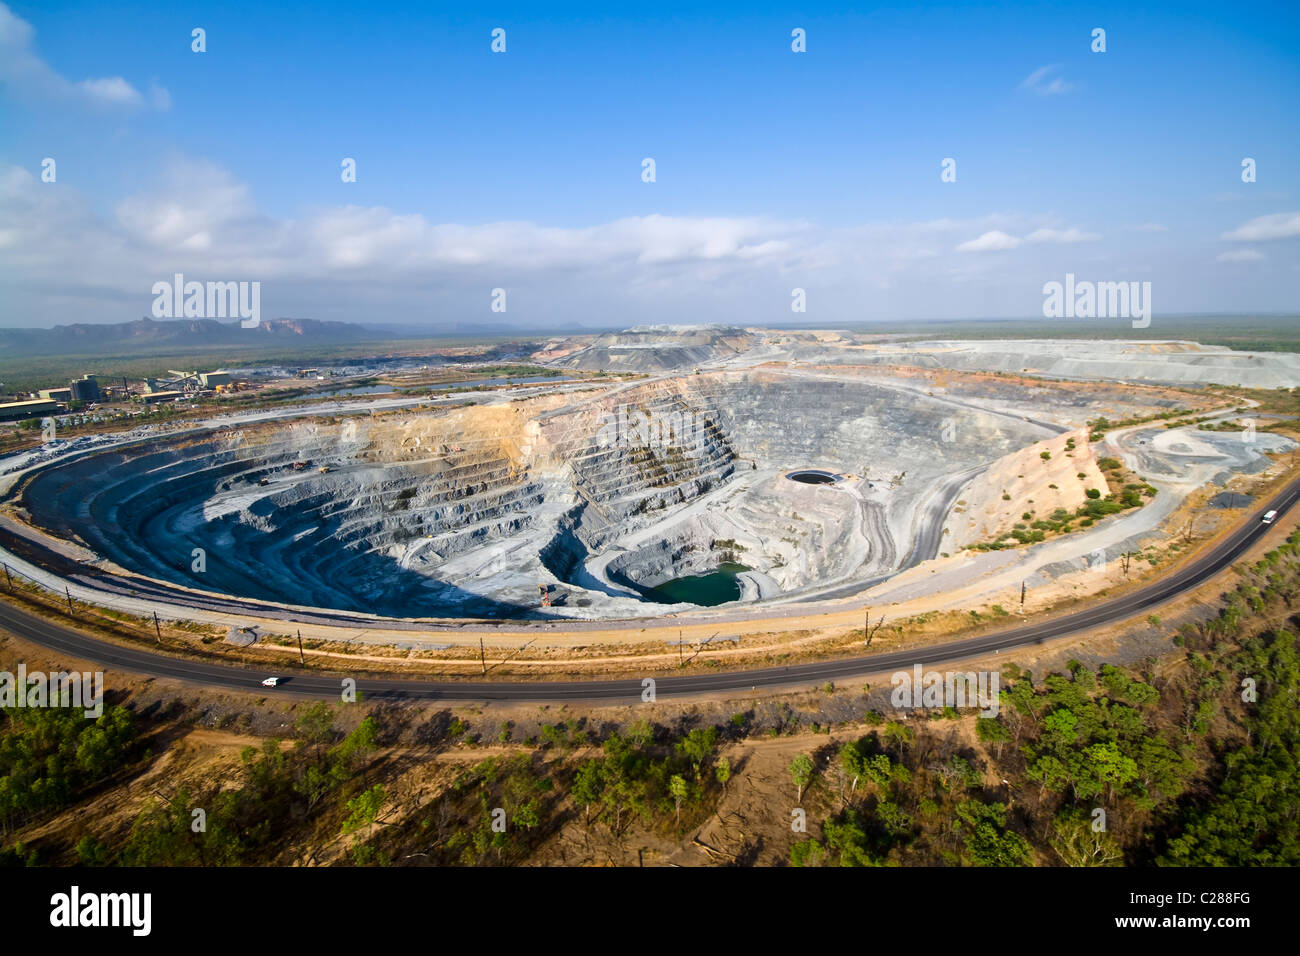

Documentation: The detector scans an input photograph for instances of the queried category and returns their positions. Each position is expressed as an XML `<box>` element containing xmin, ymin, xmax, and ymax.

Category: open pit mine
<box><xmin>4</xmin><ymin>331</ymin><xmax>1298</xmax><ymax>638</ymax></box>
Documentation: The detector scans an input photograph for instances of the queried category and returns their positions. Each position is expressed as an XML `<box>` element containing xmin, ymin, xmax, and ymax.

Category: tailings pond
<box><xmin>637</xmin><ymin>564</ymin><xmax>750</xmax><ymax>606</ymax></box>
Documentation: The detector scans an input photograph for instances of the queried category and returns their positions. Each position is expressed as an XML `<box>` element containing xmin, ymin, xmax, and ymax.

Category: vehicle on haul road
<box><xmin>1262</xmin><ymin>510</ymin><xmax>1277</xmax><ymax>524</ymax></box>
<box><xmin>261</xmin><ymin>677</ymin><xmax>280</xmax><ymax>687</ymax></box>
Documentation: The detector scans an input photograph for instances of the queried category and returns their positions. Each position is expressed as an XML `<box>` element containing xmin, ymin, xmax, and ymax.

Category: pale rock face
<box><xmin>942</xmin><ymin>428</ymin><xmax>1107</xmax><ymax>551</ymax></box>
<box><xmin>777</xmin><ymin>339</ymin><xmax>1300</xmax><ymax>389</ymax></box>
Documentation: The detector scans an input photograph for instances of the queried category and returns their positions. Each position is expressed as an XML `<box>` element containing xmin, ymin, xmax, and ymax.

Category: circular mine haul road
<box><xmin>1</xmin><ymin>477</ymin><xmax>1296</xmax><ymax>703</ymax></box>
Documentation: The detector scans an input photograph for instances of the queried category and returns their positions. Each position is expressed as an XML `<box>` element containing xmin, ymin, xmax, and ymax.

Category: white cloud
<box><xmin>0</xmin><ymin>2</ymin><xmax>169</xmax><ymax>111</ymax></box>
<box><xmin>1216</xmin><ymin>249</ymin><xmax>1264</xmax><ymax>262</ymax></box>
<box><xmin>0</xmin><ymin>160</ymin><xmax>820</xmax><ymax>302</ymax></box>
<box><xmin>19</xmin><ymin>159</ymin><xmax>1253</xmax><ymax>325</ymax></box>
<box><xmin>1024</xmin><ymin>227</ymin><xmax>1101</xmax><ymax>243</ymax></box>
<box><xmin>76</xmin><ymin>76</ymin><xmax>144</xmax><ymax>107</ymax></box>
<box><xmin>1221</xmin><ymin>211</ymin><xmax>1300</xmax><ymax>242</ymax></box>
<box><xmin>7</xmin><ymin>166</ymin><xmax>1120</xmax><ymax>297</ymax></box>
<box><xmin>1020</xmin><ymin>64</ymin><xmax>1073</xmax><ymax>96</ymax></box>
<box><xmin>114</xmin><ymin>159</ymin><xmax>267</xmax><ymax>249</ymax></box>
<box><xmin>1129</xmin><ymin>222</ymin><xmax>1169</xmax><ymax>232</ymax></box>
<box><xmin>957</xmin><ymin>230</ymin><xmax>1022</xmax><ymax>252</ymax></box>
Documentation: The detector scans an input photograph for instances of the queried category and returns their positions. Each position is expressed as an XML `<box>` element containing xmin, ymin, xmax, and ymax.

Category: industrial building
<box><xmin>70</xmin><ymin>375</ymin><xmax>100</xmax><ymax>403</ymax></box>
<box><xmin>0</xmin><ymin>399</ymin><xmax>59</xmax><ymax>421</ymax></box>
<box><xmin>38</xmin><ymin>387</ymin><xmax>73</xmax><ymax>403</ymax></box>
<box><xmin>140</xmin><ymin>390</ymin><xmax>186</xmax><ymax>405</ymax></box>
<box><xmin>141</xmin><ymin>369</ymin><xmax>232</xmax><ymax>394</ymax></box>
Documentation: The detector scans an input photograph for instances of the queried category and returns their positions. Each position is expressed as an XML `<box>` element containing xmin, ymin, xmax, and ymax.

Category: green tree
<box><xmin>1050</xmin><ymin>810</ymin><xmax>1122</xmax><ymax>867</ymax></box>
<box><xmin>790</xmin><ymin>839</ymin><xmax>827</xmax><ymax>867</ymax></box>
<box><xmin>677</xmin><ymin>726</ymin><xmax>719</xmax><ymax>781</ymax></box>
<box><xmin>627</xmin><ymin>719</ymin><xmax>655</xmax><ymax>748</ymax></box>
<box><xmin>790</xmin><ymin>753</ymin><xmax>815</xmax><ymax>803</ymax></box>
<box><xmin>882</xmin><ymin>721</ymin><xmax>913</xmax><ymax>759</ymax></box>
<box><xmin>839</xmin><ymin>740</ymin><xmax>867</xmax><ymax>798</ymax></box>
<box><xmin>342</xmin><ymin>784</ymin><xmax>385</xmax><ymax>836</ymax></box>
<box><xmin>75</xmin><ymin>835</ymin><xmax>112</xmax><ymax>867</ymax></box>
<box><xmin>975</xmin><ymin>717</ymin><xmax>1012</xmax><ymax>759</ymax></box>
<box><xmin>572</xmin><ymin>759</ymin><xmax>605</xmax><ymax>826</ymax></box>
<box><xmin>954</xmin><ymin>800</ymin><xmax>1032</xmax><ymax>867</ymax></box>
<box><xmin>331</xmin><ymin>716</ymin><xmax>379</xmax><ymax>771</ymax></box>
<box><xmin>669</xmin><ymin>775</ymin><xmax>688</xmax><ymax>822</ymax></box>
<box><xmin>715</xmin><ymin>756</ymin><xmax>731</xmax><ymax>790</ymax></box>
<box><xmin>294</xmin><ymin>702</ymin><xmax>335</xmax><ymax>750</ymax></box>
<box><xmin>1084</xmin><ymin>742</ymin><xmax>1139</xmax><ymax>800</ymax></box>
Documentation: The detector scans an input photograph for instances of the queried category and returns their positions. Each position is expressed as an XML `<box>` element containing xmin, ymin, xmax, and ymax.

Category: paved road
<box><xmin>1</xmin><ymin>476</ymin><xmax>1296</xmax><ymax>704</ymax></box>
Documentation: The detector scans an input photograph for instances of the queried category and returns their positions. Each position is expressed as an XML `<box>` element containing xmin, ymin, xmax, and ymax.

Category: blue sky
<box><xmin>1</xmin><ymin>0</ymin><xmax>1297</xmax><ymax>329</ymax></box>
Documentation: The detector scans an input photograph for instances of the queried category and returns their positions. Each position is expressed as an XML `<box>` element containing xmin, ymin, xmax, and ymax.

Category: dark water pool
<box><xmin>640</xmin><ymin>563</ymin><xmax>750</xmax><ymax>606</ymax></box>
<box><xmin>787</xmin><ymin>469</ymin><xmax>837</xmax><ymax>485</ymax></box>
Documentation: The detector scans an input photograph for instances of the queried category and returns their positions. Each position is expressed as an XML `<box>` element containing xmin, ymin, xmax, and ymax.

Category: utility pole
<box><xmin>297</xmin><ymin>629</ymin><xmax>306</xmax><ymax>665</ymax></box>
<box><xmin>1020</xmin><ymin>580</ymin><xmax>1026</xmax><ymax>606</ymax></box>
<box><xmin>479</xmin><ymin>636</ymin><xmax>487</xmax><ymax>676</ymax></box>
<box><xmin>153</xmin><ymin>611</ymin><xmax>162</xmax><ymax>644</ymax></box>
<box><xmin>2</xmin><ymin>563</ymin><xmax>11</xmax><ymax>591</ymax></box>
<box><xmin>864</xmin><ymin>611</ymin><xmax>885</xmax><ymax>646</ymax></box>
<box><xmin>65</xmin><ymin>586</ymin><xmax>74</xmax><ymax>615</ymax></box>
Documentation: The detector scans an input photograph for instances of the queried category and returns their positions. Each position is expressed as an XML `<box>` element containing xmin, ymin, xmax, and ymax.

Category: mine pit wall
<box><xmin>19</xmin><ymin>406</ymin><xmax>578</xmax><ymax>615</ymax></box>
<box><xmin>536</xmin><ymin>370</ymin><xmax>1047</xmax><ymax>595</ymax></box>
<box><xmin>16</xmin><ymin>369</ymin><xmax>1068</xmax><ymax>618</ymax></box>
<box><xmin>778</xmin><ymin>340</ymin><xmax>1300</xmax><ymax>389</ymax></box>
<box><xmin>603</xmin><ymin>475</ymin><xmax>867</xmax><ymax>594</ymax></box>
<box><xmin>533</xmin><ymin>384</ymin><xmax>739</xmax><ymax>553</ymax></box>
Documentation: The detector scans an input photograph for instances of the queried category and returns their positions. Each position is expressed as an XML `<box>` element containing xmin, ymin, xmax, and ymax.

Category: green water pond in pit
<box><xmin>641</xmin><ymin>563</ymin><xmax>750</xmax><ymax>606</ymax></box>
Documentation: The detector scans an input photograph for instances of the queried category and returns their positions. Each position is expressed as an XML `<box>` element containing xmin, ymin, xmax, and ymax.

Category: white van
<box><xmin>1262</xmin><ymin>510</ymin><xmax>1277</xmax><ymax>525</ymax></box>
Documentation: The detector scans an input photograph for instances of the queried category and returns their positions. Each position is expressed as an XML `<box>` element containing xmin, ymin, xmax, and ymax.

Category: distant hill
<box><xmin>0</xmin><ymin>318</ymin><xmax>398</xmax><ymax>357</ymax></box>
